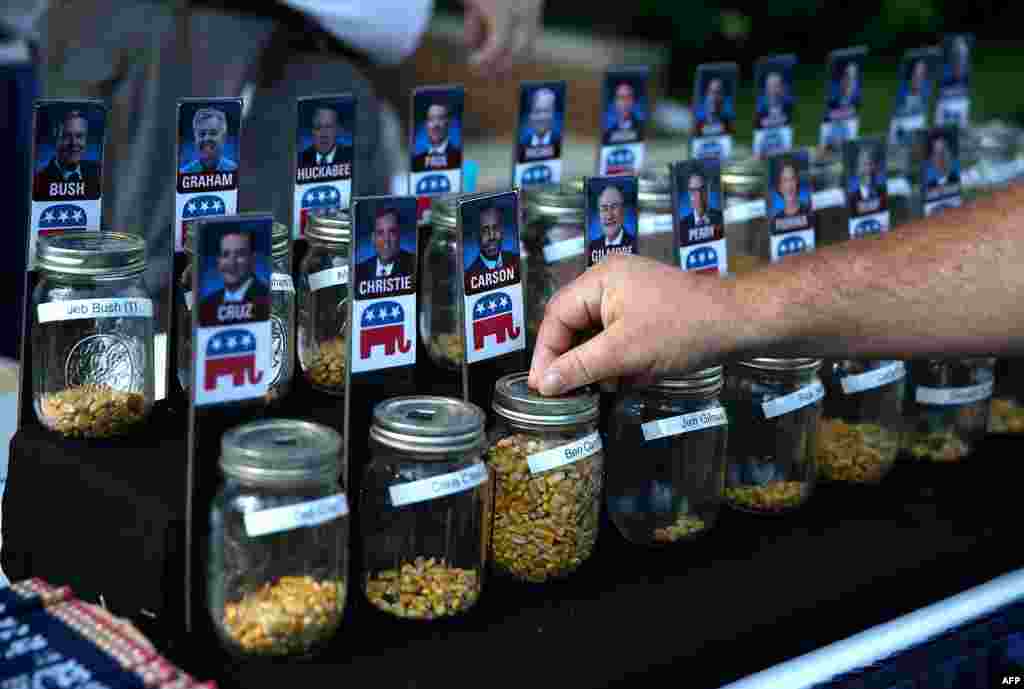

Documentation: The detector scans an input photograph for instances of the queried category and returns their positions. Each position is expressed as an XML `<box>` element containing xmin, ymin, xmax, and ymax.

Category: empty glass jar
<box><xmin>487</xmin><ymin>373</ymin><xmax>602</xmax><ymax>581</ymax></box>
<box><xmin>722</xmin><ymin>155</ymin><xmax>766</xmax><ymax>276</ymax></box>
<box><xmin>362</xmin><ymin>396</ymin><xmax>489</xmax><ymax>620</ymax></box>
<box><xmin>638</xmin><ymin>170</ymin><xmax>675</xmax><ymax>267</ymax></box>
<box><xmin>723</xmin><ymin>359</ymin><xmax>823</xmax><ymax>514</ymax></box>
<box><xmin>818</xmin><ymin>360</ymin><xmax>906</xmax><ymax>484</ymax></box>
<box><xmin>902</xmin><ymin>358</ymin><xmax>995</xmax><ymax>462</ymax></box>
<box><xmin>208</xmin><ymin>419</ymin><xmax>348</xmax><ymax>658</ymax></box>
<box><xmin>607</xmin><ymin>366</ymin><xmax>728</xmax><ymax>545</ymax></box>
<box><xmin>420</xmin><ymin>196</ymin><xmax>464</xmax><ymax>371</ymax></box>
<box><xmin>32</xmin><ymin>232</ymin><xmax>154</xmax><ymax>438</ymax></box>
<box><xmin>297</xmin><ymin>213</ymin><xmax>351</xmax><ymax>396</ymax></box>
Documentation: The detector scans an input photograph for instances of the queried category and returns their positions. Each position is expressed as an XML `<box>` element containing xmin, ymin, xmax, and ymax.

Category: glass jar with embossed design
<box><xmin>32</xmin><ymin>231</ymin><xmax>154</xmax><ymax>438</ymax></box>
<box><xmin>179</xmin><ymin>221</ymin><xmax>294</xmax><ymax>403</ymax></box>
<box><xmin>297</xmin><ymin>213</ymin><xmax>351</xmax><ymax>396</ymax></box>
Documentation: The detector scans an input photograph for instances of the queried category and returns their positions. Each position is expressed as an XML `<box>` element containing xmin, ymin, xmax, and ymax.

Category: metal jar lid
<box><xmin>220</xmin><ymin>419</ymin><xmax>342</xmax><ymax>486</ymax></box>
<box><xmin>371</xmin><ymin>396</ymin><xmax>486</xmax><ymax>456</ymax></box>
<box><xmin>524</xmin><ymin>182</ymin><xmax>584</xmax><ymax>223</ymax></box>
<box><xmin>492</xmin><ymin>372</ymin><xmax>600</xmax><ymax>428</ymax></box>
<box><xmin>186</xmin><ymin>221</ymin><xmax>291</xmax><ymax>257</ymax></box>
<box><xmin>722</xmin><ymin>156</ymin><xmax>765</xmax><ymax>196</ymax></box>
<box><xmin>305</xmin><ymin>210</ymin><xmax>351</xmax><ymax>244</ymax></box>
<box><xmin>638</xmin><ymin>169</ymin><xmax>671</xmax><ymax>212</ymax></box>
<box><xmin>37</xmin><ymin>231</ymin><xmax>146</xmax><ymax>278</ymax></box>
<box><xmin>737</xmin><ymin>357</ymin><xmax>823</xmax><ymax>373</ymax></box>
<box><xmin>646</xmin><ymin>365</ymin><xmax>724</xmax><ymax>395</ymax></box>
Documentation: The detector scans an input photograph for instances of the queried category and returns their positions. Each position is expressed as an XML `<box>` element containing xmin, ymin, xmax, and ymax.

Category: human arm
<box><xmin>528</xmin><ymin>183</ymin><xmax>1024</xmax><ymax>395</ymax></box>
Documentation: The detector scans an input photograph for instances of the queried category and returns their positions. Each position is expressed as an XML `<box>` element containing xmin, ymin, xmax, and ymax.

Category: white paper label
<box><xmin>916</xmin><ymin>380</ymin><xmax>993</xmax><ymax>406</ymax></box>
<box><xmin>271</xmin><ymin>273</ymin><xmax>295</xmax><ymax>294</ymax></box>
<box><xmin>820</xmin><ymin>118</ymin><xmax>859</xmax><ymax>147</ymax></box>
<box><xmin>762</xmin><ymin>381</ymin><xmax>825</xmax><ymax>419</ymax></box>
<box><xmin>725</xmin><ymin>199</ymin><xmax>766</xmax><ymax>225</ymax></box>
<box><xmin>388</xmin><ymin>463</ymin><xmax>488</xmax><ymax>507</ymax></box>
<box><xmin>641</xmin><ymin>404</ymin><xmax>728</xmax><ymax>442</ymax></box>
<box><xmin>543</xmin><ymin>236</ymin><xmax>585</xmax><ymax>263</ymax></box>
<box><xmin>889</xmin><ymin>114</ymin><xmax>927</xmax><ymax>146</ymax></box>
<box><xmin>37</xmin><ymin>298</ymin><xmax>153</xmax><ymax>324</ymax></box>
<box><xmin>935</xmin><ymin>96</ymin><xmax>970</xmax><ymax>129</ymax></box>
<box><xmin>244</xmin><ymin>494</ymin><xmax>349</xmax><ymax>537</ymax></box>
<box><xmin>769</xmin><ymin>229</ymin><xmax>816</xmax><ymax>263</ymax></box>
<box><xmin>308</xmin><ymin>265</ymin><xmax>349</xmax><ymax>292</ymax></box>
<box><xmin>527</xmin><ymin>432</ymin><xmax>603</xmax><ymax>475</ymax></box>
<box><xmin>812</xmin><ymin>188</ymin><xmax>845</xmax><ymax>210</ymax></box>
<box><xmin>292</xmin><ymin>180</ymin><xmax>352</xmax><ymax>240</ymax></box>
<box><xmin>888</xmin><ymin>177</ymin><xmax>912</xmax><ymax>197</ymax></box>
<box><xmin>753</xmin><ymin>126</ymin><xmax>793</xmax><ymax>158</ymax></box>
<box><xmin>840</xmin><ymin>362</ymin><xmax>906</xmax><ymax>395</ymax></box>
<box><xmin>691</xmin><ymin>135</ymin><xmax>733</xmax><ymax>161</ymax></box>
<box><xmin>638</xmin><ymin>213</ymin><xmax>673</xmax><ymax>237</ymax></box>
<box><xmin>924</xmin><ymin>195</ymin><xmax>962</xmax><ymax>217</ymax></box>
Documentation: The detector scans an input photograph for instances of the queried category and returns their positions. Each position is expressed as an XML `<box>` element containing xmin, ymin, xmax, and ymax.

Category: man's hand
<box><xmin>462</xmin><ymin>0</ymin><xmax>543</xmax><ymax>75</ymax></box>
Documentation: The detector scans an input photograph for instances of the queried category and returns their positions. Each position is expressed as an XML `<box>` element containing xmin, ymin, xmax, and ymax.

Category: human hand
<box><xmin>462</xmin><ymin>0</ymin><xmax>544</xmax><ymax>75</ymax></box>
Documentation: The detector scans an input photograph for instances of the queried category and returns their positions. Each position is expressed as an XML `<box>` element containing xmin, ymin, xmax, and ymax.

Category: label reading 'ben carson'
<box><xmin>527</xmin><ymin>432</ymin><xmax>603</xmax><ymax>475</ymax></box>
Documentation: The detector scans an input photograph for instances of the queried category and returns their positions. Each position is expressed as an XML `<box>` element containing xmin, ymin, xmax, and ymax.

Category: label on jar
<box><xmin>811</xmin><ymin>188</ymin><xmax>845</xmax><ymax>210</ymax></box>
<box><xmin>37</xmin><ymin>298</ymin><xmax>154</xmax><ymax>323</ymax></box>
<box><xmin>840</xmin><ymin>362</ymin><xmax>906</xmax><ymax>395</ymax></box>
<box><xmin>761</xmin><ymin>381</ymin><xmax>825</xmax><ymax>419</ymax></box>
<box><xmin>887</xmin><ymin>177</ymin><xmax>912</xmax><ymax>197</ymax></box>
<box><xmin>308</xmin><ymin>265</ymin><xmax>349</xmax><ymax>292</ymax></box>
<box><xmin>724</xmin><ymin>199</ymin><xmax>766</xmax><ymax>225</ymax></box>
<box><xmin>526</xmin><ymin>431</ymin><xmax>603</xmax><ymax>474</ymax></box>
<box><xmin>388</xmin><ymin>463</ymin><xmax>488</xmax><ymax>508</ymax></box>
<box><xmin>641</xmin><ymin>405</ymin><xmax>728</xmax><ymax>442</ymax></box>
<box><xmin>542</xmin><ymin>236</ymin><xmax>585</xmax><ymax>263</ymax></box>
<box><xmin>243</xmin><ymin>493</ymin><xmax>350</xmax><ymax>538</ymax></box>
<box><xmin>638</xmin><ymin>213</ymin><xmax>673</xmax><ymax>236</ymax></box>
<box><xmin>271</xmin><ymin>272</ymin><xmax>295</xmax><ymax>293</ymax></box>
<box><xmin>916</xmin><ymin>380</ymin><xmax>993</xmax><ymax>406</ymax></box>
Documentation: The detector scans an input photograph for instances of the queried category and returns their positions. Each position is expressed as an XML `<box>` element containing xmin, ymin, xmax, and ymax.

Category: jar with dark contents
<box><xmin>361</xmin><ymin>396</ymin><xmax>489</xmax><ymax>620</ymax></box>
<box><xmin>178</xmin><ymin>221</ymin><xmax>293</xmax><ymax>404</ymax></box>
<box><xmin>818</xmin><ymin>360</ymin><xmax>906</xmax><ymax>484</ymax></box>
<box><xmin>420</xmin><ymin>196</ymin><xmax>464</xmax><ymax>371</ymax></box>
<box><xmin>607</xmin><ymin>366</ymin><xmax>728</xmax><ymax>545</ymax></box>
<box><xmin>722</xmin><ymin>358</ymin><xmax>823</xmax><ymax>514</ymax></box>
<box><xmin>486</xmin><ymin>373</ymin><xmax>602</xmax><ymax>581</ymax></box>
<box><xmin>721</xmin><ymin>155</ymin><xmax>767</xmax><ymax>276</ymax></box>
<box><xmin>32</xmin><ymin>232</ymin><xmax>154</xmax><ymax>438</ymax></box>
<box><xmin>809</xmin><ymin>149</ymin><xmax>846</xmax><ymax>247</ymax></box>
<box><xmin>902</xmin><ymin>359</ymin><xmax>995</xmax><ymax>462</ymax></box>
<box><xmin>297</xmin><ymin>213</ymin><xmax>350</xmax><ymax>396</ymax></box>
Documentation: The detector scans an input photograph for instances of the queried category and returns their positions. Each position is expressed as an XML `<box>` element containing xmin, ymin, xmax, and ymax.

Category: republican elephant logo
<box><xmin>415</xmin><ymin>174</ymin><xmax>451</xmax><ymax>195</ymax></box>
<box><xmin>204</xmin><ymin>328</ymin><xmax>264</xmax><ymax>390</ymax></box>
<box><xmin>472</xmin><ymin>291</ymin><xmax>520</xmax><ymax>350</ymax></box>
<box><xmin>300</xmin><ymin>185</ymin><xmax>341</xmax><ymax>234</ymax></box>
<box><xmin>521</xmin><ymin>165</ymin><xmax>552</xmax><ymax>186</ymax></box>
<box><xmin>685</xmin><ymin>246</ymin><xmax>719</xmax><ymax>273</ymax></box>
<box><xmin>360</xmin><ymin>300</ymin><xmax>412</xmax><ymax>359</ymax></box>
<box><xmin>852</xmin><ymin>217</ymin><xmax>883</xmax><ymax>237</ymax></box>
<box><xmin>777</xmin><ymin>235</ymin><xmax>808</xmax><ymax>257</ymax></box>
<box><xmin>606</xmin><ymin>148</ymin><xmax>636</xmax><ymax>175</ymax></box>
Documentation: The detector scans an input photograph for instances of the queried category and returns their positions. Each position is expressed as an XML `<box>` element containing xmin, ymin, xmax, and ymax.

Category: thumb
<box><xmin>536</xmin><ymin>322</ymin><xmax>632</xmax><ymax>396</ymax></box>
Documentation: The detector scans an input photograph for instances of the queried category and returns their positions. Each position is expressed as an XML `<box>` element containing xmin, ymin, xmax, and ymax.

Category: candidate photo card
<box><xmin>348</xmin><ymin>197</ymin><xmax>418</xmax><ymax>374</ymax></box>
<box><xmin>920</xmin><ymin>126</ymin><xmax>962</xmax><ymax>218</ymax></box>
<box><xmin>843</xmin><ymin>137</ymin><xmax>890</xmax><ymax>238</ymax></box>
<box><xmin>191</xmin><ymin>214</ymin><xmax>272</xmax><ymax>406</ymax></box>
<box><xmin>766</xmin><ymin>150</ymin><xmax>815</xmax><ymax>263</ymax></box>
<box><xmin>889</xmin><ymin>48</ymin><xmax>941</xmax><ymax>147</ymax></box>
<box><xmin>691</xmin><ymin>62</ymin><xmax>738</xmax><ymax>160</ymax></box>
<box><xmin>934</xmin><ymin>34</ymin><xmax>973</xmax><ymax>128</ymax></box>
<box><xmin>585</xmin><ymin>176</ymin><xmax>639</xmax><ymax>268</ymax></box>
<box><xmin>598</xmin><ymin>66</ymin><xmax>649</xmax><ymax>176</ymax></box>
<box><xmin>175</xmin><ymin>98</ymin><xmax>243</xmax><ymax>253</ymax></box>
<box><xmin>28</xmin><ymin>99</ymin><xmax>107</xmax><ymax>269</ymax></box>
<box><xmin>293</xmin><ymin>94</ymin><xmax>356</xmax><ymax>239</ymax></box>
<box><xmin>409</xmin><ymin>85</ymin><xmax>464</xmax><ymax>199</ymax></box>
<box><xmin>753</xmin><ymin>54</ymin><xmax>797</xmax><ymax>158</ymax></box>
<box><xmin>670</xmin><ymin>159</ymin><xmax>727</xmax><ymax>275</ymax></box>
<box><xmin>513</xmin><ymin>80</ymin><xmax>567</xmax><ymax>187</ymax></box>
<box><xmin>820</xmin><ymin>46</ymin><xmax>868</xmax><ymax>150</ymax></box>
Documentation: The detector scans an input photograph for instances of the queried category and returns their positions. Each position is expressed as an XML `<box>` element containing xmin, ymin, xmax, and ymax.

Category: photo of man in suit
<box><xmin>411</xmin><ymin>102</ymin><xmax>462</xmax><ymax>172</ymax></box>
<box><xmin>896</xmin><ymin>58</ymin><xmax>931</xmax><ymax>118</ymax></box>
<box><xmin>180</xmin><ymin>107</ymin><xmax>237</xmax><ymax>173</ymax></box>
<box><xmin>298</xmin><ymin>105</ymin><xmax>351</xmax><ymax>168</ymax></box>
<box><xmin>33</xmin><ymin>109</ymin><xmax>102</xmax><ymax>200</ymax></box>
<box><xmin>848</xmin><ymin>146</ymin><xmax>886</xmax><ymax>208</ymax></box>
<box><xmin>926</xmin><ymin>135</ymin><xmax>960</xmax><ymax>189</ymax></box>
<box><xmin>680</xmin><ymin>171</ymin><xmax>724</xmax><ymax>244</ymax></box>
<box><xmin>355</xmin><ymin>206</ymin><xmax>416</xmax><ymax>287</ymax></box>
<box><xmin>465</xmin><ymin>203</ymin><xmax>521</xmax><ymax>284</ymax></box>
<box><xmin>942</xmin><ymin>35</ymin><xmax>970</xmax><ymax>90</ymax></box>
<box><xmin>587</xmin><ymin>184</ymin><xmax>637</xmax><ymax>262</ymax></box>
<box><xmin>829</xmin><ymin>61</ymin><xmax>860</xmax><ymax>113</ymax></box>
<box><xmin>603</xmin><ymin>81</ymin><xmax>641</xmax><ymax>145</ymax></box>
<box><xmin>198</xmin><ymin>229</ymin><xmax>270</xmax><ymax>325</ymax></box>
<box><xmin>756</xmin><ymin>71</ymin><xmax>792</xmax><ymax>129</ymax></box>
<box><xmin>517</xmin><ymin>87</ymin><xmax>561</xmax><ymax>163</ymax></box>
<box><xmin>695</xmin><ymin>77</ymin><xmax>732</xmax><ymax>135</ymax></box>
<box><xmin>773</xmin><ymin>159</ymin><xmax>811</xmax><ymax>221</ymax></box>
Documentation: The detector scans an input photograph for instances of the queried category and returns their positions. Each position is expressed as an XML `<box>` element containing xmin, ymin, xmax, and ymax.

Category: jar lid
<box><xmin>647</xmin><ymin>365</ymin><xmax>724</xmax><ymax>393</ymax></box>
<box><xmin>220</xmin><ymin>419</ymin><xmax>342</xmax><ymax>485</ymax></box>
<box><xmin>492</xmin><ymin>372</ymin><xmax>600</xmax><ymax>427</ymax></box>
<box><xmin>371</xmin><ymin>396</ymin><xmax>485</xmax><ymax>455</ymax></box>
<box><xmin>186</xmin><ymin>221</ymin><xmax>290</xmax><ymax>257</ymax></box>
<box><xmin>638</xmin><ymin>169</ymin><xmax>671</xmax><ymax>210</ymax></box>
<box><xmin>305</xmin><ymin>210</ymin><xmax>351</xmax><ymax>244</ymax></box>
<box><xmin>722</xmin><ymin>156</ymin><xmax>765</xmax><ymax>194</ymax></box>
<box><xmin>524</xmin><ymin>182</ymin><xmax>583</xmax><ymax>223</ymax></box>
<box><xmin>737</xmin><ymin>357</ymin><xmax>823</xmax><ymax>372</ymax></box>
<box><xmin>37</xmin><ymin>231</ymin><xmax>146</xmax><ymax>277</ymax></box>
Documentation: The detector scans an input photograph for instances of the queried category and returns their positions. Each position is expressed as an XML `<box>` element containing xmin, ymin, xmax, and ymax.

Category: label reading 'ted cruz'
<box><xmin>761</xmin><ymin>381</ymin><xmax>825</xmax><ymax>419</ymax></box>
<box><xmin>527</xmin><ymin>431</ymin><xmax>603</xmax><ymax>475</ymax></box>
<box><xmin>641</xmin><ymin>405</ymin><xmax>728</xmax><ymax>442</ymax></box>
<box><xmin>389</xmin><ymin>463</ymin><xmax>488</xmax><ymax>508</ymax></box>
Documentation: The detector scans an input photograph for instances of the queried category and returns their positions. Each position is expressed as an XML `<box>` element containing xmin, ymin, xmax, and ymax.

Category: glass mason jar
<box><xmin>722</xmin><ymin>358</ymin><xmax>823</xmax><ymax>514</ymax></box>
<box><xmin>32</xmin><ymin>232</ymin><xmax>154</xmax><ymax>438</ymax></box>
<box><xmin>990</xmin><ymin>359</ymin><xmax>1024</xmax><ymax>434</ymax></box>
<box><xmin>886</xmin><ymin>153</ymin><xmax>915</xmax><ymax>228</ymax></box>
<box><xmin>962</xmin><ymin>120</ymin><xmax>1020</xmax><ymax>203</ymax></box>
<box><xmin>420</xmin><ymin>196</ymin><xmax>464</xmax><ymax>371</ymax></box>
<box><xmin>607</xmin><ymin>366</ymin><xmax>728</xmax><ymax>545</ymax></box>
<box><xmin>486</xmin><ymin>373</ymin><xmax>602</xmax><ymax>581</ymax></box>
<box><xmin>637</xmin><ymin>170</ymin><xmax>675</xmax><ymax>267</ymax></box>
<box><xmin>297</xmin><ymin>213</ymin><xmax>351</xmax><ymax>396</ymax></box>
<box><xmin>722</xmin><ymin>155</ymin><xmax>767</xmax><ymax>276</ymax></box>
<box><xmin>362</xmin><ymin>396</ymin><xmax>489</xmax><ymax>620</ymax></box>
<box><xmin>809</xmin><ymin>150</ymin><xmax>846</xmax><ymax>247</ymax></box>
<box><xmin>179</xmin><ymin>221</ymin><xmax>294</xmax><ymax>403</ymax></box>
<box><xmin>817</xmin><ymin>360</ymin><xmax>906</xmax><ymax>484</ymax></box>
<box><xmin>208</xmin><ymin>419</ymin><xmax>348</xmax><ymax>658</ymax></box>
<box><xmin>902</xmin><ymin>358</ymin><xmax>995</xmax><ymax>462</ymax></box>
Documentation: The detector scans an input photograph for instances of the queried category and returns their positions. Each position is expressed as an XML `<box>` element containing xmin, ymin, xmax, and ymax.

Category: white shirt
<box><xmin>936</xmin><ymin>175</ymin><xmax>949</xmax><ymax>186</ymax></box>
<box><xmin>223</xmin><ymin>277</ymin><xmax>253</xmax><ymax>302</ymax></box>
<box><xmin>605</xmin><ymin>228</ymin><xmax>626</xmax><ymax>246</ymax></box>
<box><xmin>428</xmin><ymin>139</ymin><xmax>449</xmax><ymax>156</ymax></box>
<box><xmin>480</xmin><ymin>253</ymin><xmax>503</xmax><ymax>270</ymax></box>
<box><xmin>530</xmin><ymin>131</ymin><xmax>553</xmax><ymax>147</ymax></box>
<box><xmin>316</xmin><ymin>147</ymin><xmax>337</xmax><ymax>165</ymax></box>
<box><xmin>375</xmin><ymin>259</ymin><xmax>394</xmax><ymax>277</ymax></box>
<box><xmin>692</xmin><ymin>211</ymin><xmax>709</xmax><ymax>226</ymax></box>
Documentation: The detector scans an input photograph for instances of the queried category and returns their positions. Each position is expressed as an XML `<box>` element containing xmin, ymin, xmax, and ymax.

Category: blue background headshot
<box><xmin>354</xmin><ymin>197</ymin><xmax>418</xmax><ymax>264</ymax></box>
<box><xmin>754</xmin><ymin>55</ymin><xmax>796</xmax><ymax>123</ymax></box>
<box><xmin>34</xmin><ymin>101</ymin><xmax>107</xmax><ymax>173</ymax></box>
<box><xmin>923</xmin><ymin>128</ymin><xmax>961</xmax><ymax>187</ymax></box>
<box><xmin>844</xmin><ymin>138</ymin><xmax>888</xmax><ymax>195</ymax></box>
<box><xmin>412</xmin><ymin>87</ymin><xmax>463</xmax><ymax>156</ymax></box>
<box><xmin>587</xmin><ymin>177</ymin><xmax>638</xmax><ymax>242</ymax></box>
<box><xmin>940</xmin><ymin>34</ymin><xmax>972</xmax><ymax>90</ymax></box>
<box><xmin>177</xmin><ymin>100</ymin><xmax>242</xmax><ymax>172</ymax></box>
<box><xmin>768</xmin><ymin>151</ymin><xmax>812</xmax><ymax>216</ymax></box>
<box><xmin>825</xmin><ymin>50</ymin><xmax>866</xmax><ymax>113</ymax></box>
<box><xmin>198</xmin><ymin>216</ymin><xmax>272</xmax><ymax>300</ymax></box>
<box><xmin>603</xmin><ymin>70</ymin><xmax>648</xmax><ymax>135</ymax></box>
<box><xmin>894</xmin><ymin>53</ymin><xmax>937</xmax><ymax>117</ymax></box>
<box><xmin>296</xmin><ymin>95</ymin><xmax>355</xmax><ymax>158</ymax></box>
<box><xmin>461</xmin><ymin>192</ymin><xmax>520</xmax><ymax>271</ymax></box>
<box><xmin>693</xmin><ymin>64</ymin><xmax>737</xmax><ymax>126</ymax></box>
<box><xmin>673</xmin><ymin>159</ymin><xmax>722</xmax><ymax>219</ymax></box>
<box><xmin>518</xmin><ymin>82</ymin><xmax>566</xmax><ymax>145</ymax></box>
